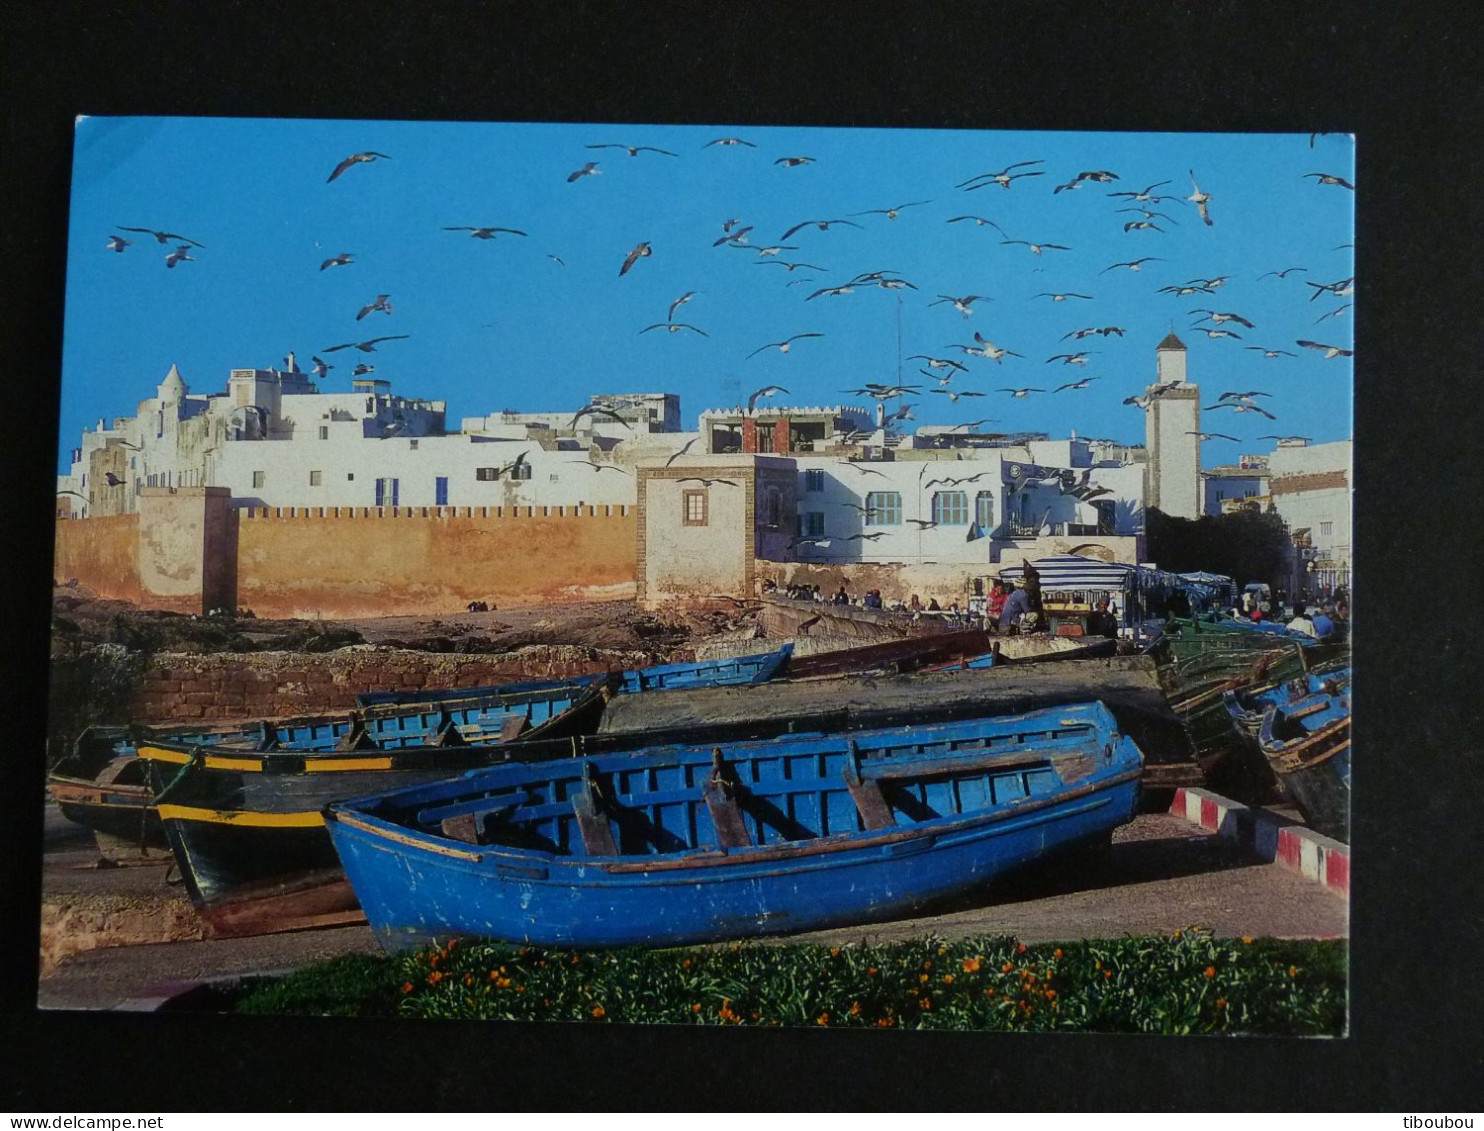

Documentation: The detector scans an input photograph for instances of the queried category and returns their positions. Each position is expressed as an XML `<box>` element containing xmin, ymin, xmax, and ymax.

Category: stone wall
<box><xmin>235</xmin><ymin>506</ymin><xmax>637</xmax><ymax>619</ymax></box>
<box><xmin>128</xmin><ymin>645</ymin><xmax>670</xmax><ymax>723</ymax></box>
<box><xmin>51</xmin><ymin>514</ymin><xmax>142</xmax><ymax>605</ymax></box>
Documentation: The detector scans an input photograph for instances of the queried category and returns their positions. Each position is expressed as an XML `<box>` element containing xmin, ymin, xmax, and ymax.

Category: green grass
<box><xmin>229</xmin><ymin>929</ymin><xmax>1346</xmax><ymax>1034</ymax></box>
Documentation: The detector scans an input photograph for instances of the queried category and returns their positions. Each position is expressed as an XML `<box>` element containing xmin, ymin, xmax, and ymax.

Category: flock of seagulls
<box><xmin>98</xmin><ymin>131</ymin><xmax>1351</xmax><ymax>457</ymax></box>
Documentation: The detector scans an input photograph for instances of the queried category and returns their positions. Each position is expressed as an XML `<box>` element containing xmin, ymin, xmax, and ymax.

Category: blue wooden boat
<box><xmin>324</xmin><ymin>702</ymin><xmax>1145</xmax><ymax>950</ymax></box>
<box><xmin>353</xmin><ymin>644</ymin><xmax>794</xmax><ymax>708</ymax></box>
<box><xmin>1224</xmin><ymin>667</ymin><xmax>1352</xmax><ymax>736</ymax></box>
<box><xmin>1258</xmin><ymin>687</ymin><xmax>1350</xmax><ymax>841</ymax></box>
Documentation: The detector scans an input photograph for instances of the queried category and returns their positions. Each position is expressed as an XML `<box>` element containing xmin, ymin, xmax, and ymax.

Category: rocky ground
<box><xmin>50</xmin><ymin>585</ymin><xmax>757</xmax><ymax>658</ymax></box>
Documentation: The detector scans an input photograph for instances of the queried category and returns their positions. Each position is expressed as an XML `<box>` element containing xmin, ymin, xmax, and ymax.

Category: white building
<box><xmin>1144</xmin><ymin>332</ymin><xmax>1202</xmax><ymax>519</ymax></box>
<box><xmin>1268</xmin><ymin>439</ymin><xmax>1352</xmax><ymax>595</ymax></box>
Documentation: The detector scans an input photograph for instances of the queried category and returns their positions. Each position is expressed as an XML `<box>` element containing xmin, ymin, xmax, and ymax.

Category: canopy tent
<box><xmin>997</xmin><ymin>554</ymin><xmax>1176</xmax><ymax>632</ymax></box>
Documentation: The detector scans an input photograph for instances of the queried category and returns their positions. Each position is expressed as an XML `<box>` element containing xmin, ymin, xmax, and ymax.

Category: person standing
<box><xmin>998</xmin><ymin>582</ymin><xmax>1034</xmax><ymax>634</ymax></box>
<box><xmin>1088</xmin><ymin>599</ymin><xmax>1119</xmax><ymax>639</ymax></box>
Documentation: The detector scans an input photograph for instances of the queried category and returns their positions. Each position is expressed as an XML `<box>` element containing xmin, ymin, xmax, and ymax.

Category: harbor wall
<box><xmin>52</xmin><ymin>514</ymin><xmax>143</xmax><ymax>605</ymax></box>
<box><xmin>128</xmin><ymin>645</ymin><xmax>669</xmax><ymax>722</ymax></box>
<box><xmin>235</xmin><ymin>505</ymin><xmax>637</xmax><ymax>619</ymax></box>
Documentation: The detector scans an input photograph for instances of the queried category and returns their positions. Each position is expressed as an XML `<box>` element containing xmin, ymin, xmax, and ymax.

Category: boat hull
<box><xmin>326</xmin><ymin>704</ymin><xmax>1144</xmax><ymax>949</ymax></box>
<box><xmin>1258</xmin><ymin>693</ymin><xmax>1351</xmax><ymax>842</ymax></box>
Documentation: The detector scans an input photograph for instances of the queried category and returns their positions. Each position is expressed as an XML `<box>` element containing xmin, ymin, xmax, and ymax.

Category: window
<box><xmin>975</xmin><ymin>491</ymin><xmax>995</xmax><ymax>530</ymax></box>
<box><xmin>805</xmin><ymin>469</ymin><xmax>825</xmax><ymax>493</ymax></box>
<box><xmin>866</xmin><ymin>491</ymin><xmax>901</xmax><ymax>525</ymax></box>
<box><xmin>513</xmin><ymin>462</ymin><xmax>533</xmax><ymax>481</ymax></box>
<box><xmin>319</xmin><ymin>426</ymin><xmax>329</xmax><ymax>440</ymax></box>
<box><xmin>762</xmin><ymin>487</ymin><xmax>782</xmax><ymax>527</ymax></box>
<box><xmin>309</xmin><ymin>470</ymin><xmax>322</xmax><ymax>487</ymax></box>
<box><xmin>932</xmin><ymin>490</ymin><xmax>969</xmax><ymax>525</ymax></box>
<box><xmin>435</xmin><ymin>476</ymin><xmax>449</xmax><ymax>506</ymax></box>
<box><xmin>805</xmin><ymin>512</ymin><xmax>826</xmax><ymax>537</ymax></box>
<box><xmin>1320</xmin><ymin>521</ymin><xmax>1333</xmax><ymax>536</ymax></box>
<box><xmin>476</xmin><ymin>467</ymin><xmax>499</xmax><ymax>481</ymax></box>
<box><xmin>375</xmin><ymin>477</ymin><xmax>399</xmax><ymax>507</ymax></box>
<box><xmin>347</xmin><ymin>472</ymin><xmax>355</xmax><ymax>481</ymax></box>
<box><xmin>683</xmin><ymin>489</ymin><xmax>708</xmax><ymax>526</ymax></box>
<box><xmin>252</xmin><ymin>470</ymin><xmax>265</xmax><ymax>489</ymax></box>
<box><xmin>409</xmin><ymin>439</ymin><xmax>419</xmax><ymax>450</ymax></box>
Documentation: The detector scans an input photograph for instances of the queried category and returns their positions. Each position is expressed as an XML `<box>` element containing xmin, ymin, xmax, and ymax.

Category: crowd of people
<box><xmin>1233</xmin><ymin>585</ymin><xmax>1349</xmax><ymax>641</ymax></box>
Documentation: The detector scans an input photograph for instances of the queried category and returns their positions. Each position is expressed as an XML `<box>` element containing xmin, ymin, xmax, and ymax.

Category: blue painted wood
<box><xmin>354</xmin><ymin>644</ymin><xmax>793</xmax><ymax>707</ymax></box>
<box><xmin>1258</xmin><ymin>687</ymin><xmax>1350</xmax><ymax>841</ymax></box>
<box><xmin>325</xmin><ymin>702</ymin><xmax>1144</xmax><ymax>949</ymax></box>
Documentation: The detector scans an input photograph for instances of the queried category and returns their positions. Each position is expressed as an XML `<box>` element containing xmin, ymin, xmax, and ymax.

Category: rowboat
<box><xmin>46</xmin><ymin>728</ymin><xmax>169</xmax><ymax>862</ymax></box>
<box><xmin>1224</xmin><ymin>667</ymin><xmax>1352</xmax><ymax>737</ymax></box>
<box><xmin>324</xmin><ymin>702</ymin><xmax>1145</xmax><ymax>950</ymax></box>
<box><xmin>354</xmin><ymin>644</ymin><xmax>794</xmax><ymax>707</ymax></box>
<box><xmin>135</xmin><ymin>674</ymin><xmax>618</xmax><ymax>936</ymax></box>
<box><xmin>1257</xmin><ymin>687</ymin><xmax>1351</xmax><ymax>841</ymax></box>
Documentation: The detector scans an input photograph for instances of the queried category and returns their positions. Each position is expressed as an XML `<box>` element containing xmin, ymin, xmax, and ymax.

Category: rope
<box><xmin>150</xmin><ymin>754</ymin><xmax>200</xmax><ymax>805</ymax></box>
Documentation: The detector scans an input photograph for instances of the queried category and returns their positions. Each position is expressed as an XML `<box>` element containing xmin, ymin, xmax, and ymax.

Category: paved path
<box><xmin>37</xmin><ymin>808</ymin><xmax>1345</xmax><ymax>1010</ymax></box>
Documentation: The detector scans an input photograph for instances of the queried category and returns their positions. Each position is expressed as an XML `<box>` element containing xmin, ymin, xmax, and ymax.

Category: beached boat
<box><xmin>136</xmin><ymin>673</ymin><xmax>618</xmax><ymax>936</ymax></box>
<box><xmin>354</xmin><ymin>644</ymin><xmax>794</xmax><ymax>707</ymax></box>
<box><xmin>1257</xmin><ymin>687</ymin><xmax>1350</xmax><ymax>841</ymax></box>
<box><xmin>46</xmin><ymin>728</ymin><xmax>169</xmax><ymax>861</ymax></box>
<box><xmin>324</xmin><ymin>702</ymin><xmax>1145</xmax><ymax>950</ymax></box>
<box><xmin>1224</xmin><ymin>667</ymin><xmax>1352</xmax><ymax>736</ymax></box>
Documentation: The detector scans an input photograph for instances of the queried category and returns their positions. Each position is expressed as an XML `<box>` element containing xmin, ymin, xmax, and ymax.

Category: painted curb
<box><xmin>1170</xmin><ymin>787</ymin><xmax>1349</xmax><ymax>896</ymax></box>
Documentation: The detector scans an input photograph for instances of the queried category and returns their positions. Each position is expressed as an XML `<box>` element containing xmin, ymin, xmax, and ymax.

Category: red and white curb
<box><xmin>1170</xmin><ymin>787</ymin><xmax>1349</xmax><ymax>896</ymax></box>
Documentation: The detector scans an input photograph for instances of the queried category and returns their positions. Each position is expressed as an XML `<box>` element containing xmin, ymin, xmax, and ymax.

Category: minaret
<box><xmin>1144</xmin><ymin>333</ymin><xmax>1201</xmax><ymax>518</ymax></box>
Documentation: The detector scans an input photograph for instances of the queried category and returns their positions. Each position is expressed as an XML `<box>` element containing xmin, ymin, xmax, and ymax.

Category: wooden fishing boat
<box><xmin>354</xmin><ymin>644</ymin><xmax>794</xmax><ymax>707</ymax></box>
<box><xmin>46</xmin><ymin>728</ymin><xmax>169</xmax><ymax>862</ymax></box>
<box><xmin>1224</xmin><ymin>667</ymin><xmax>1352</xmax><ymax>737</ymax></box>
<box><xmin>1258</xmin><ymin>688</ymin><xmax>1350</xmax><ymax>841</ymax></box>
<box><xmin>324</xmin><ymin>702</ymin><xmax>1145</xmax><ymax>950</ymax></box>
<box><xmin>136</xmin><ymin>673</ymin><xmax>619</xmax><ymax>937</ymax></box>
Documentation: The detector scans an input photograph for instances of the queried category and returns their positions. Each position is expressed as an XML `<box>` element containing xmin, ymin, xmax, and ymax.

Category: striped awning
<box><xmin>998</xmin><ymin>554</ymin><xmax>1139</xmax><ymax>589</ymax></box>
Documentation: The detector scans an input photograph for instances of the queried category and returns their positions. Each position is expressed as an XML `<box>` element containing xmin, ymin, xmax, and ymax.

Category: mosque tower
<box><xmin>1143</xmin><ymin>333</ymin><xmax>1202</xmax><ymax>519</ymax></box>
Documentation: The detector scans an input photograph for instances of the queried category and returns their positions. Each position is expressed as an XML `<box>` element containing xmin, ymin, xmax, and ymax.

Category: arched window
<box><xmin>975</xmin><ymin>491</ymin><xmax>995</xmax><ymax>530</ymax></box>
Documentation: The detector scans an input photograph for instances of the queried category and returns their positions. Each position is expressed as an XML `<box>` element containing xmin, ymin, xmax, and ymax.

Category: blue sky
<box><xmin>59</xmin><ymin>117</ymin><xmax>1353</xmax><ymax>471</ymax></box>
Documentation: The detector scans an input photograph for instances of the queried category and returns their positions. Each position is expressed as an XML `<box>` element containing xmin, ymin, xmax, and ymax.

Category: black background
<box><xmin>3</xmin><ymin>0</ymin><xmax>1481</xmax><ymax>1112</ymax></box>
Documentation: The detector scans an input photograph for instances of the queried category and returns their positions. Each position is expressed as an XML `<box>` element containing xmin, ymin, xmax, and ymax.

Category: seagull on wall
<box><xmin>356</xmin><ymin>294</ymin><xmax>393</xmax><ymax>321</ymax></box>
<box><xmin>120</xmin><ymin>226</ymin><xmax>205</xmax><ymax>247</ymax></box>
<box><xmin>619</xmin><ymin>242</ymin><xmax>652</xmax><ymax>276</ymax></box>
<box><xmin>320</xmin><ymin>252</ymin><xmax>354</xmax><ymax>270</ymax></box>
<box><xmin>747</xmin><ymin>333</ymin><xmax>823</xmax><ymax>359</ymax></box>
<box><xmin>327</xmin><ymin>152</ymin><xmax>391</xmax><ymax>183</ymax></box>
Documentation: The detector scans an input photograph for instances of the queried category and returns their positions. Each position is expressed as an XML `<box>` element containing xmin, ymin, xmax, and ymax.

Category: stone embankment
<box><xmin>129</xmin><ymin>644</ymin><xmax>675</xmax><ymax>722</ymax></box>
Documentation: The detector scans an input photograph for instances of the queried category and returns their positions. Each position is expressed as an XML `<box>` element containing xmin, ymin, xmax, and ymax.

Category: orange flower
<box><xmin>867</xmin><ymin>966</ymin><xmax>878</xmax><ymax>977</ymax></box>
<box><xmin>1017</xmin><ymin>942</ymin><xmax>1028</xmax><ymax>954</ymax></box>
<box><xmin>401</xmin><ymin>981</ymin><xmax>414</xmax><ymax>995</ymax></box>
<box><xmin>1001</xmin><ymin>962</ymin><xmax>1014</xmax><ymax>974</ymax></box>
<box><xmin>1242</xmin><ymin>936</ymin><xmax>1254</xmax><ymax>945</ymax></box>
<box><xmin>830</xmin><ymin>947</ymin><xmax>841</xmax><ymax>958</ymax></box>
<box><xmin>692</xmin><ymin>1003</ymin><xmax>702</xmax><ymax>1013</ymax></box>
<box><xmin>591</xmin><ymin>1005</ymin><xmax>606</xmax><ymax>1019</ymax></box>
<box><xmin>1289</xmin><ymin>965</ymin><xmax>1299</xmax><ymax>979</ymax></box>
<box><xmin>919</xmin><ymin>973</ymin><xmax>930</xmax><ymax>984</ymax></box>
<box><xmin>681</xmin><ymin>958</ymin><xmax>692</xmax><ymax>969</ymax></box>
<box><xmin>962</xmin><ymin>957</ymin><xmax>982</xmax><ymax>973</ymax></box>
<box><xmin>427</xmin><ymin>971</ymin><xmax>443</xmax><ymax>985</ymax></box>
<box><xmin>941</xmin><ymin>974</ymin><xmax>955</xmax><ymax>985</ymax></box>
<box><xmin>920</xmin><ymin>997</ymin><xmax>932</xmax><ymax>1011</ymax></box>
<box><xmin>1103</xmin><ymin>969</ymin><xmax>1113</xmax><ymax>979</ymax></box>
<box><xmin>1215</xmin><ymin>997</ymin><xmax>1228</xmax><ymax>1009</ymax></box>
<box><xmin>1053</xmin><ymin>948</ymin><xmax>1063</xmax><ymax>960</ymax></box>
<box><xmin>816</xmin><ymin>1012</ymin><xmax>830</xmax><ymax>1026</ymax></box>
<box><xmin>876</xmin><ymin>1017</ymin><xmax>895</xmax><ymax>1028</ymax></box>
<box><xmin>985</xmin><ymin>988</ymin><xmax>996</xmax><ymax>998</ymax></box>
<box><xmin>1045</xmin><ymin>988</ymin><xmax>1057</xmax><ymax>1000</ymax></box>
<box><xmin>570</xmin><ymin>955</ymin><xmax>580</xmax><ymax>965</ymax></box>
<box><xmin>937</xmin><ymin>946</ymin><xmax>947</xmax><ymax>956</ymax></box>
<box><xmin>849</xmin><ymin>1001</ymin><xmax>862</xmax><ymax>1017</ymax></box>
<box><xmin>1204</xmin><ymin>966</ymin><xmax>1217</xmax><ymax>979</ymax></box>
<box><xmin>464</xmin><ymin>973</ymin><xmax>474</xmax><ymax>986</ymax></box>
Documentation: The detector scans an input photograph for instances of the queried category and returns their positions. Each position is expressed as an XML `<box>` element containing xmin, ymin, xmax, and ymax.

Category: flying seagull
<box><xmin>323</xmin><ymin>335</ymin><xmax>410</xmax><ymax>353</ymax></box>
<box><xmin>327</xmin><ymin>152</ymin><xmax>390</xmax><ymax>183</ymax></box>
<box><xmin>668</xmin><ymin>291</ymin><xmax>700</xmax><ymax>321</ymax></box>
<box><xmin>571</xmin><ymin>405</ymin><xmax>633</xmax><ymax>430</ymax></box>
<box><xmin>774</xmin><ymin>156</ymin><xmax>815</xmax><ymax>167</ymax></box>
<box><xmin>704</xmin><ymin>137</ymin><xmax>756</xmax><ymax>148</ymax></box>
<box><xmin>1123</xmin><ymin>220</ymin><xmax>1164</xmax><ymax>233</ymax></box>
<box><xmin>1218</xmin><ymin>391</ymin><xmax>1271</xmax><ymax>402</ymax></box>
<box><xmin>946</xmin><ymin>215</ymin><xmax>997</xmax><ymax>227</ymax></box>
<box><xmin>751</xmin><ymin>245</ymin><xmax>801</xmax><ymax>257</ymax></box>
<box><xmin>662</xmin><ymin>438</ymin><xmax>699</xmax><ymax>467</ymax></box>
<box><xmin>1258</xmin><ymin>266</ymin><xmax>1308</xmax><ymax>280</ymax></box>
<box><xmin>1193</xmin><ymin>328</ymin><xmax>1243</xmax><ymax>340</ymax></box>
<box><xmin>356</xmin><ymin>294</ymin><xmax>393</xmax><ymax>321</ymax></box>
<box><xmin>955</xmin><ymin>332</ymin><xmax>1023</xmax><ymax>362</ymax></box>
<box><xmin>930</xmin><ymin>294</ymin><xmax>992</xmax><ymax>317</ymax></box>
<box><xmin>1305</xmin><ymin>277</ymin><xmax>1355</xmax><ymax>301</ymax></box>
<box><xmin>1295</xmin><ymin>340</ymin><xmax>1354</xmax><ymax>359</ymax></box>
<box><xmin>1116</xmin><ymin>207</ymin><xmax>1179</xmax><ymax>225</ymax></box>
<box><xmin>587</xmin><ymin>143</ymin><xmax>677</xmax><ymax>157</ymax></box>
<box><xmin>1316</xmin><ymin>303</ymin><xmax>1354</xmax><ymax>323</ymax></box>
<box><xmin>1036</xmin><ymin>292</ymin><xmax>1093</xmax><ymax>302</ymax></box>
<box><xmin>677</xmin><ymin>477</ymin><xmax>739</xmax><ymax>488</ymax></box>
<box><xmin>909</xmin><ymin>355</ymin><xmax>968</xmax><ymax>373</ymax></box>
<box><xmin>119</xmin><ymin>226</ymin><xmax>205</xmax><ymax>247</ymax></box>
<box><xmin>1186</xmin><ymin>431</ymin><xmax>1241</xmax><ymax>442</ymax></box>
<box><xmin>1191</xmin><ymin>309</ymin><xmax>1254</xmax><ymax>328</ymax></box>
<box><xmin>930</xmin><ymin>389</ymin><xmax>987</xmax><ymax>402</ymax></box>
<box><xmin>747</xmin><ymin>385</ymin><xmax>789</xmax><ymax>413</ymax></box>
<box><xmin>547</xmin><ymin>254</ymin><xmax>566</xmax><ymax>266</ymax></box>
<box><xmin>352</xmin><ymin>363</ymin><xmax>376</xmax><ymax>376</ymax></box>
<box><xmin>1206</xmin><ymin>402</ymin><xmax>1277</xmax><ymax>419</ymax></box>
<box><xmin>747</xmin><ymin>333</ymin><xmax>823</xmax><ymax>359</ymax></box>
<box><xmin>1304</xmin><ymin>172</ymin><xmax>1355</xmax><ymax>190</ymax></box>
<box><xmin>567</xmin><ymin>162</ymin><xmax>601</xmax><ymax>182</ymax></box>
<box><xmin>641</xmin><ymin>322</ymin><xmax>708</xmax><ymax>337</ymax></box>
<box><xmin>443</xmin><ymin>226</ymin><xmax>528</xmax><ymax>240</ymax></box>
<box><xmin>806</xmin><ymin>284</ymin><xmax>856</xmax><ymax>301</ymax></box>
<box><xmin>780</xmin><ymin>218</ymin><xmax>863</xmax><ymax>240</ymax></box>
<box><xmin>1001</xmin><ymin>237</ymin><xmax>1071</xmax><ymax>255</ymax></box>
<box><xmin>1053</xmin><ymin>169</ymin><xmax>1120</xmax><ymax>194</ymax></box>
<box><xmin>319</xmin><ymin>252</ymin><xmax>354</xmax><ymax>271</ymax></box>
<box><xmin>1046</xmin><ymin>352</ymin><xmax>1094</xmax><ymax>366</ymax></box>
<box><xmin>998</xmin><ymin>387</ymin><xmax>1044</xmax><ymax>398</ymax></box>
<box><xmin>850</xmin><ymin>201</ymin><xmax>933</xmax><ymax>220</ymax></box>
<box><xmin>1107</xmin><ymin>180</ymin><xmax>1175</xmax><ymax>204</ymax></box>
<box><xmin>164</xmin><ymin>245</ymin><xmax>196</xmax><ymax>269</ymax></box>
<box><xmin>1257</xmin><ymin>435</ymin><xmax>1315</xmax><ymax>444</ymax></box>
<box><xmin>105</xmin><ymin>234</ymin><xmax>131</xmax><ymax>253</ymax></box>
<box><xmin>619</xmin><ymin>242</ymin><xmax>652</xmax><ymax>277</ymax></box>
<box><xmin>1187</xmin><ymin>170</ymin><xmax>1214</xmax><ymax>226</ymax></box>
<box><xmin>1101</xmin><ymin>257</ymin><xmax>1163</xmax><ymax>274</ymax></box>
<box><xmin>958</xmin><ymin>160</ymin><xmax>1045</xmax><ymax>191</ymax></box>
<box><xmin>1245</xmin><ymin>346</ymin><xmax>1297</xmax><ymax>358</ymax></box>
<box><xmin>310</xmin><ymin>356</ymin><xmax>333</xmax><ymax>378</ymax></box>
<box><xmin>758</xmin><ymin>259</ymin><xmax>825</xmax><ymax>273</ymax></box>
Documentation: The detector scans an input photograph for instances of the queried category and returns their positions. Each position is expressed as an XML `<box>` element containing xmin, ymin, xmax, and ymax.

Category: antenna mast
<box><xmin>896</xmin><ymin>292</ymin><xmax>903</xmax><ymax>384</ymax></box>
